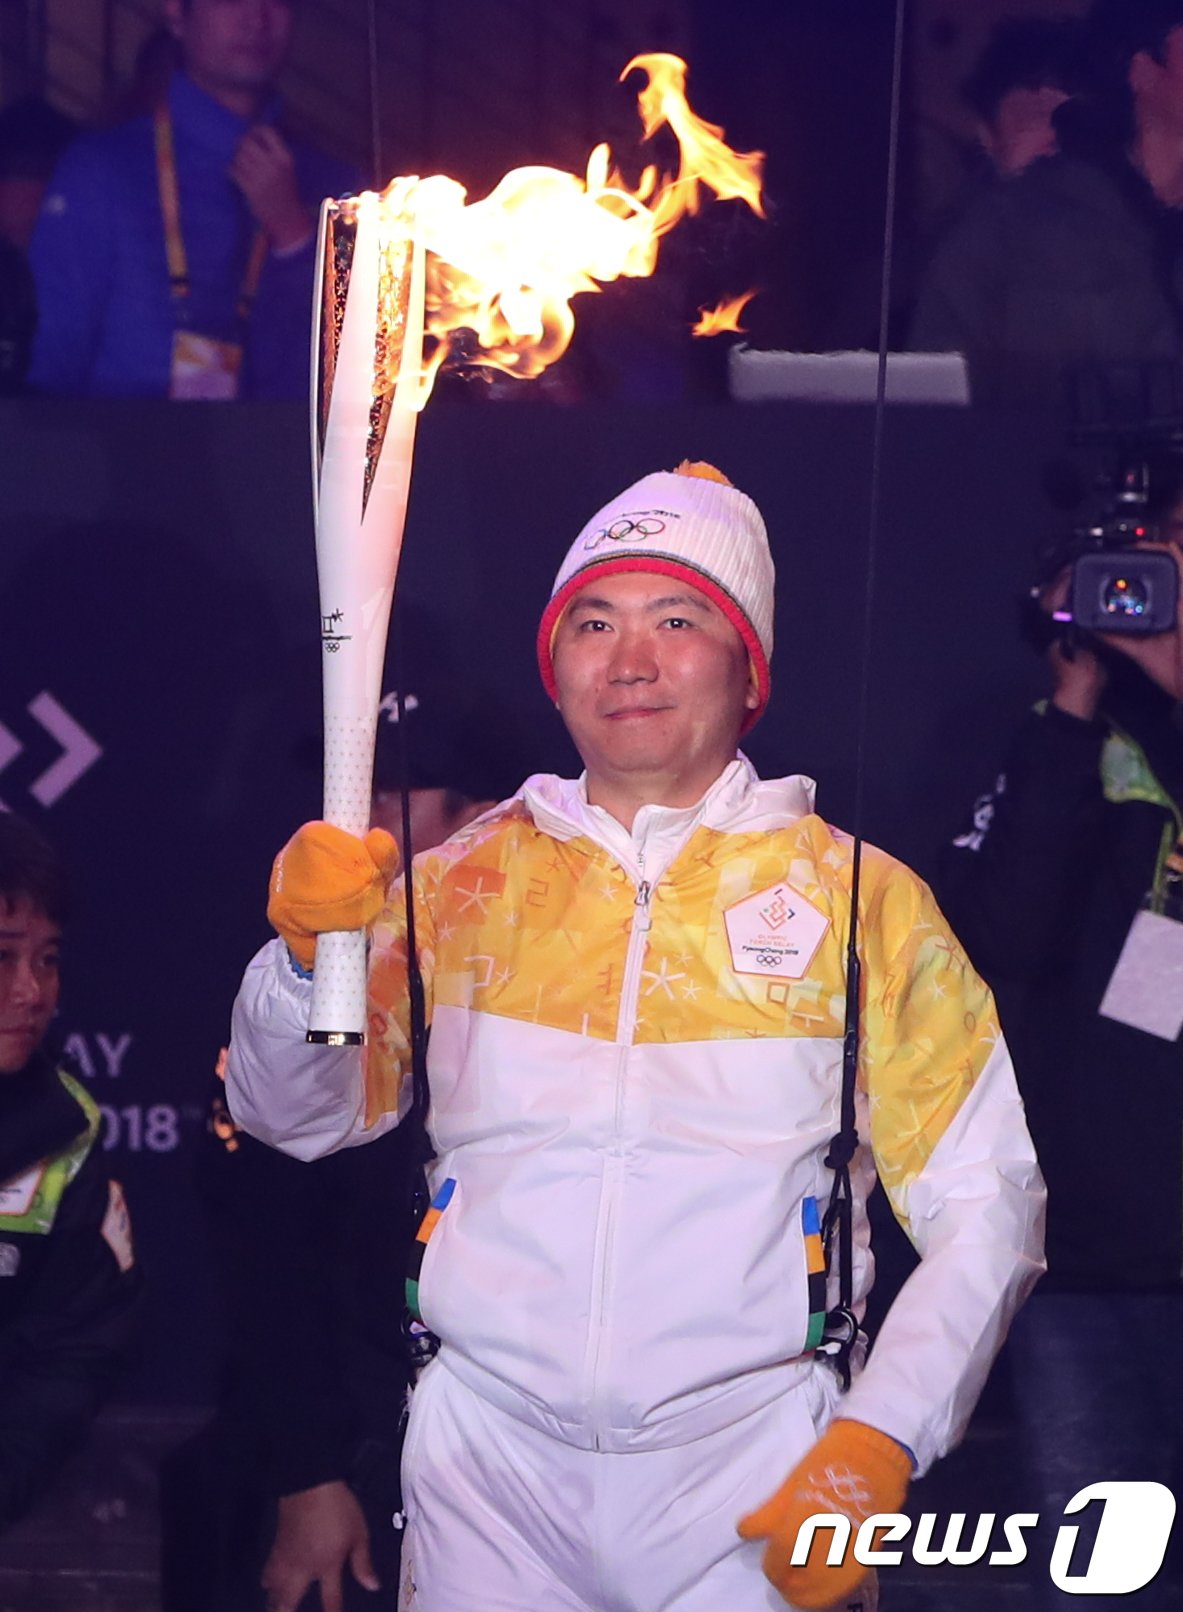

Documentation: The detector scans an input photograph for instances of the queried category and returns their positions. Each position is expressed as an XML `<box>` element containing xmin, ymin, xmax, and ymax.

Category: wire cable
<box><xmin>823</xmin><ymin>0</ymin><xmax>909</xmax><ymax>1387</ymax></box>
<box><xmin>854</xmin><ymin>0</ymin><xmax>909</xmax><ymax>840</ymax></box>
<box><xmin>366</xmin><ymin>0</ymin><xmax>384</xmax><ymax>187</ymax></box>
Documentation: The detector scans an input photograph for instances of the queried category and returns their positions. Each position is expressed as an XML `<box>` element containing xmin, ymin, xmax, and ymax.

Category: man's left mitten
<box><xmin>267</xmin><ymin>822</ymin><xmax>399</xmax><ymax>971</ymax></box>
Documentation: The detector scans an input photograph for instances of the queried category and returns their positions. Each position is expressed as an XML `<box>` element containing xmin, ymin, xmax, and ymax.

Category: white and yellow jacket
<box><xmin>227</xmin><ymin>758</ymin><xmax>1045</xmax><ymax>1475</ymax></box>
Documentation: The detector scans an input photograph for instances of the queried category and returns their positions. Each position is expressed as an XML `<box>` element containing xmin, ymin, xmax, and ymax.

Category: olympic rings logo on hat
<box><xmin>583</xmin><ymin>511</ymin><xmax>677</xmax><ymax>550</ymax></box>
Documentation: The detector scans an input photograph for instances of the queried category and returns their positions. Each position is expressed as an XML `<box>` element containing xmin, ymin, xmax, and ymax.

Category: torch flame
<box><xmin>345</xmin><ymin>54</ymin><xmax>765</xmax><ymax>403</ymax></box>
<box><xmin>692</xmin><ymin>290</ymin><xmax>757</xmax><ymax>338</ymax></box>
<box><xmin>627</xmin><ymin>53</ymin><xmax>765</xmax><ymax>229</ymax></box>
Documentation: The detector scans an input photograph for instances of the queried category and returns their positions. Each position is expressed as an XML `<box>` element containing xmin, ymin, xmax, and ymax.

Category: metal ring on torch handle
<box><xmin>307</xmin><ymin>192</ymin><xmax>426</xmax><ymax>1044</ymax></box>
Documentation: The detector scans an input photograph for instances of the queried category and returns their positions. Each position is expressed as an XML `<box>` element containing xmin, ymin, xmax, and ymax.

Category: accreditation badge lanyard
<box><xmin>1100</xmin><ymin>818</ymin><xmax>1183</xmax><ymax>1041</ymax></box>
<box><xmin>154</xmin><ymin>103</ymin><xmax>268</xmax><ymax>400</ymax></box>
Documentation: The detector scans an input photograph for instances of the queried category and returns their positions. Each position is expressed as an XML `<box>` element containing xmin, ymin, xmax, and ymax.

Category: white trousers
<box><xmin>398</xmin><ymin>1356</ymin><xmax>877</xmax><ymax>1612</ymax></box>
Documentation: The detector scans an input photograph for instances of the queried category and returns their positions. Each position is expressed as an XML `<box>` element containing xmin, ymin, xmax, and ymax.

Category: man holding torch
<box><xmin>227</xmin><ymin>461</ymin><xmax>1044</xmax><ymax>1611</ymax></box>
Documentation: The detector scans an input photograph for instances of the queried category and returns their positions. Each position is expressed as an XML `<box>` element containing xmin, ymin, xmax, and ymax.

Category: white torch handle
<box><xmin>308</xmin><ymin>931</ymin><xmax>369</xmax><ymax>1045</ymax></box>
<box><xmin>309</xmin><ymin>703</ymin><xmax>374</xmax><ymax>1045</ymax></box>
<box><xmin>307</xmin><ymin>195</ymin><xmax>425</xmax><ymax>1044</ymax></box>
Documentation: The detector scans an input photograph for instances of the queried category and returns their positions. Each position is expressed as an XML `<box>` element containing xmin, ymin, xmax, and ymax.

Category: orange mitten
<box><xmin>737</xmin><ymin>1419</ymin><xmax>912</xmax><ymax>1609</ymax></box>
<box><xmin>267</xmin><ymin>822</ymin><xmax>399</xmax><ymax>971</ymax></box>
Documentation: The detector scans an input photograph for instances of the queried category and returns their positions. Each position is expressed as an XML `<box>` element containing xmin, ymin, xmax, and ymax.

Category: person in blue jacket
<box><xmin>28</xmin><ymin>0</ymin><xmax>359</xmax><ymax>401</ymax></box>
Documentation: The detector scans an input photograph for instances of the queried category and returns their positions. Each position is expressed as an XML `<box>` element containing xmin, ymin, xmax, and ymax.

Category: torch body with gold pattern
<box><xmin>307</xmin><ymin>186</ymin><xmax>426</xmax><ymax>1044</ymax></box>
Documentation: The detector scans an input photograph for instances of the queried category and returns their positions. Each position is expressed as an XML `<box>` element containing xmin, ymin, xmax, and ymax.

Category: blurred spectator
<box><xmin>0</xmin><ymin>814</ymin><xmax>141</xmax><ymax>1535</ymax></box>
<box><xmin>0</xmin><ymin>97</ymin><xmax>77</xmax><ymax>253</ymax></box>
<box><xmin>160</xmin><ymin>1104</ymin><xmax>415</xmax><ymax>1611</ymax></box>
<box><xmin>161</xmin><ymin>683</ymin><xmax>522</xmax><ymax>1612</ymax></box>
<box><xmin>910</xmin><ymin>0</ymin><xmax>1183</xmax><ymax>401</ymax></box>
<box><xmin>0</xmin><ymin>96</ymin><xmax>76</xmax><ymax>394</ymax></box>
<box><xmin>937</xmin><ymin>489</ymin><xmax>1183</xmax><ymax>1604</ymax></box>
<box><xmin>104</xmin><ymin>27</ymin><xmax>184</xmax><ymax>126</ymax></box>
<box><xmin>824</xmin><ymin>14</ymin><xmax>1085</xmax><ymax>353</ymax></box>
<box><xmin>0</xmin><ymin>241</ymin><xmax>36</xmax><ymax>396</ymax></box>
<box><xmin>368</xmin><ymin>683</ymin><xmax>512</xmax><ymax>851</ymax></box>
<box><xmin>962</xmin><ymin>17</ymin><xmax>1085</xmax><ymax>180</ymax></box>
<box><xmin>28</xmin><ymin>0</ymin><xmax>358</xmax><ymax>401</ymax></box>
<box><xmin>1148</xmin><ymin>452</ymin><xmax>1183</xmax><ymax>539</ymax></box>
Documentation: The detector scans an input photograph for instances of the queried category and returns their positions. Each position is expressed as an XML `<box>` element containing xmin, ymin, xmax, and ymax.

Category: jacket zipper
<box><xmin>589</xmin><ymin>850</ymin><xmax>653</xmax><ymax>1448</ymax></box>
<box><xmin>617</xmin><ymin>869</ymin><xmax>653</xmax><ymax>1038</ymax></box>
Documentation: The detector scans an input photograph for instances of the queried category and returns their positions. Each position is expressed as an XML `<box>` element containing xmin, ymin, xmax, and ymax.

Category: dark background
<box><xmin>0</xmin><ymin>393</ymin><xmax>1068</xmax><ymax>1403</ymax></box>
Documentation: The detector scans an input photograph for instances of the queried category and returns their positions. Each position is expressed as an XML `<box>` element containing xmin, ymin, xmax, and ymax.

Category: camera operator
<box><xmin>937</xmin><ymin>468</ymin><xmax>1183</xmax><ymax>1607</ymax></box>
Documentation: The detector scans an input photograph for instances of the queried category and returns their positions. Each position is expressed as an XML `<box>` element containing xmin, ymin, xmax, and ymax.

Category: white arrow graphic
<box><xmin>27</xmin><ymin>693</ymin><xmax>103</xmax><ymax>806</ymax></box>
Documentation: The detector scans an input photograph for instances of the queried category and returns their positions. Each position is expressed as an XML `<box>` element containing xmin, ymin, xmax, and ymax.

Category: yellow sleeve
<box><xmin>362</xmin><ymin>857</ymin><xmax>437</xmax><ymax>1127</ymax></box>
<box><xmin>861</xmin><ymin>860</ymin><xmax>1002</xmax><ymax>1232</ymax></box>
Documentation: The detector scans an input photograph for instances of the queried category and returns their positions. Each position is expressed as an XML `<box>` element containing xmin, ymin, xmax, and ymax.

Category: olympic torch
<box><xmin>301</xmin><ymin>56</ymin><xmax>765</xmax><ymax>1044</ymax></box>
<box><xmin>307</xmin><ymin>183</ymin><xmax>426</xmax><ymax>1043</ymax></box>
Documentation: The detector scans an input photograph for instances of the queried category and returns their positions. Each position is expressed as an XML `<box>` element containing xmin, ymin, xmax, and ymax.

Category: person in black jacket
<box><xmin>939</xmin><ymin>508</ymin><xmax>1183</xmax><ymax>1605</ymax></box>
<box><xmin>161</xmin><ymin>682</ymin><xmax>518</xmax><ymax>1612</ymax></box>
<box><xmin>0</xmin><ymin>813</ymin><xmax>141</xmax><ymax>1534</ymax></box>
<box><xmin>910</xmin><ymin>0</ymin><xmax>1183</xmax><ymax>405</ymax></box>
<box><xmin>962</xmin><ymin>16</ymin><xmax>1085</xmax><ymax>183</ymax></box>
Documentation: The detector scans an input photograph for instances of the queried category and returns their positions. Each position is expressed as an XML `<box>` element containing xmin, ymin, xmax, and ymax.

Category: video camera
<box><xmin>1037</xmin><ymin>450</ymin><xmax>1180</xmax><ymax>638</ymax></box>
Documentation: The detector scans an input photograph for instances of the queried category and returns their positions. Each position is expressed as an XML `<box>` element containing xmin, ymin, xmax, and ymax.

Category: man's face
<box><xmin>0</xmin><ymin>899</ymin><xmax>60</xmax><ymax>1075</ymax></box>
<box><xmin>1131</xmin><ymin>25</ymin><xmax>1183</xmax><ymax>135</ymax></box>
<box><xmin>979</xmin><ymin>85</ymin><xmax>1068</xmax><ymax>178</ymax></box>
<box><xmin>164</xmin><ymin>0</ymin><xmax>294</xmax><ymax>99</ymax></box>
<box><xmin>551</xmin><ymin>570</ymin><xmax>758</xmax><ymax>812</ymax></box>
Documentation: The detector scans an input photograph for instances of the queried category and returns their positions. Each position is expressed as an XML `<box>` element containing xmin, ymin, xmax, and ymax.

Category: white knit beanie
<box><xmin>536</xmin><ymin>462</ymin><xmax>775</xmax><ymax>731</ymax></box>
